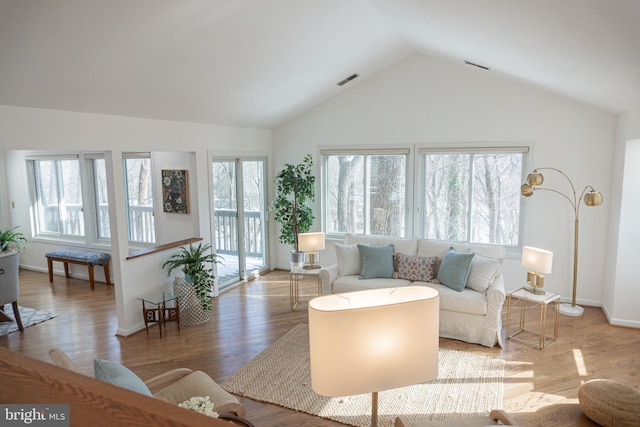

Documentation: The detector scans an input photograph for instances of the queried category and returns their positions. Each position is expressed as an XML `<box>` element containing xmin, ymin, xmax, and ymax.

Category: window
<box><xmin>324</xmin><ymin>151</ymin><xmax>408</xmax><ymax>237</ymax></box>
<box><xmin>31</xmin><ymin>156</ymin><xmax>85</xmax><ymax>238</ymax></box>
<box><xmin>123</xmin><ymin>155</ymin><xmax>155</xmax><ymax>244</ymax></box>
<box><xmin>91</xmin><ymin>157</ymin><xmax>110</xmax><ymax>240</ymax></box>
<box><xmin>28</xmin><ymin>153</ymin><xmax>156</xmax><ymax>245</ymax></box>
<box><xmin>421</xmin><ymin>148</ymin><xmax>525</xmax><ymax>246</ymax></box>
<box><xmin>322</xmin><ymin>146</ymin><xmax>526</xmax><ymax>248</ymax></box>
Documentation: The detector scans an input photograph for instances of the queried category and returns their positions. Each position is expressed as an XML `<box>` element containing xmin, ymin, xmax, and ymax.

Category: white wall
<box><xmin>604</xmin><ymin>107</ymin><xmax>640</xmax><ymax>326</ymax></box>
<box><xmin>0</xmin><ymin>105</ymin><xmax>271</xmax><ymax>334</ymax></box>
<box><xmin>273</xmin><ymin>53</ymin><xmax>617</xmax><ymax>311</ymax></box>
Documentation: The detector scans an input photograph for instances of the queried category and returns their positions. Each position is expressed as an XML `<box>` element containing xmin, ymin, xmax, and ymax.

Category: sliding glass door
<box><xmin>211</xmin><ymin>158</ymin><xmax>268</xmax><ymax>289</ymax></box>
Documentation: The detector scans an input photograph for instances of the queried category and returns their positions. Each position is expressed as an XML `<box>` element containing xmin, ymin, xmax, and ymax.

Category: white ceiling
<box><xmin>0</xmin><ymin>0</ymin><xmax>638</xmax><ymax>129</ymax></box>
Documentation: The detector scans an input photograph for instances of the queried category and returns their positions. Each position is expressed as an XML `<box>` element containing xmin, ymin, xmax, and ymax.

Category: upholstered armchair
<box><xmin>49</xmin><ymin>348</ymin><xmax>246</xmax><ymax>419</ymax></box>
<box><xmin>0</xmin><ymin>251</ymin><xmax>23</xmax><ymax>331</ymax></box>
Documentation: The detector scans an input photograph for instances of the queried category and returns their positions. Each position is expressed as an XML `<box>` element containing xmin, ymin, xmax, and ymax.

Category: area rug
<box><xmin>0</xmin><ymin>304</ymin><xmax>59</xmax><ymax>336</ymax></box>
<box><xmin>222</xmin><ymin>323</ymin><xmax>504</xmax><ymax>427</ymax></box>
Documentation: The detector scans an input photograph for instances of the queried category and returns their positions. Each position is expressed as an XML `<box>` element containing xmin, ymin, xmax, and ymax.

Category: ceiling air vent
<box><xmin>337</xmin><ymin>73</ymin><xmax>359</xmax><ymax>86</ymax></box>
<box><xmin>464</xmin><ymin>61</ymin><xmax>490</xmax><ymax>71</ymax></box>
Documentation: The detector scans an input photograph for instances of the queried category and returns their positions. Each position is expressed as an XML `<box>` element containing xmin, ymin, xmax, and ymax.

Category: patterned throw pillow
<box><xmin>395</xmin><ymin>253</ymin><xmax>438</xmax><ymax>282</ymax></box>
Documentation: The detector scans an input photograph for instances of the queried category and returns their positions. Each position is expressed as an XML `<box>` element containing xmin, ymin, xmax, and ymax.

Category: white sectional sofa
<box><xmin>318</xmin><ymin>233</ymin><xmax>506</xmax><ymax>347</ymax></box>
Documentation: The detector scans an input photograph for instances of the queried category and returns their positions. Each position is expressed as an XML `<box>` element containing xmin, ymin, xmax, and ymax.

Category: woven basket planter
<box><xmin>173</xmin><ymin>277</ymin><xmax>211</xmax><ymax>325</ymax></box>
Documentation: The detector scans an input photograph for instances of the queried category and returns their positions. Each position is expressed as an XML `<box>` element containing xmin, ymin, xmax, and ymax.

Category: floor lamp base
<box><xmin>559</xmin><ymin>303</ymin><xmax>584</xmax><ymax>317</ymax></box>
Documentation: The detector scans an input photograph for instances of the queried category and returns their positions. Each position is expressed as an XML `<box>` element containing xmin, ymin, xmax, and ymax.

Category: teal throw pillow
<box><xmin>358</xmin><ymin>244</ymin><xmax>395</xmax><ymax>279</ymax></box>
<box><xmin>94</xmin><ymin>358</ymin><xmax>152</xmax><ymax>396</ymax></box>
<box><xmin>436</xmin><ymin>248</ymin><xmax>475</xmax><ymax>292</ymax></box>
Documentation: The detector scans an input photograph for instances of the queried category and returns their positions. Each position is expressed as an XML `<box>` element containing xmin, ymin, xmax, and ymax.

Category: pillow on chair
<box><xmin>154</xmin><ymin>370</ymin><xmax>245</xmax><ymax>417</ymax></box>
<box><xmin>94</xmin><ymin>358</ymin><xmax>153</xmax><ymax>396</ymax></box>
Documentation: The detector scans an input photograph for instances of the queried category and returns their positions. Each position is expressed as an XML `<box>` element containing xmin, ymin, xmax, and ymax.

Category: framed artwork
<box><xmin>161</xmin><ymin>169</ymin><xmax>189</xmax><ymax>214</ymax></box>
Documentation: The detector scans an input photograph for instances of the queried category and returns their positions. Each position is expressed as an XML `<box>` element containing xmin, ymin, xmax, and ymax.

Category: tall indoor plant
<box><xmin>162</xmin><ymin>243</ymin><xmax>219</xmax><ymax>314</ymax></box>
<box><xmin>270</xmin><ymin>154</ymin><xmax>316</xmax><ymax>266</ymax></box>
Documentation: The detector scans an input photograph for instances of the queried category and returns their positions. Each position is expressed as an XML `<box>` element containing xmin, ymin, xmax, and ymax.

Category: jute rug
<box><xmin>222</xmin><ymin>324</ymin><xmax>505</xmax><ymax>427</ymax></box>
<box><xmin>0</xmin><ymin>304</ymin><xmax>58</xmax><ymax>336</ymax></box>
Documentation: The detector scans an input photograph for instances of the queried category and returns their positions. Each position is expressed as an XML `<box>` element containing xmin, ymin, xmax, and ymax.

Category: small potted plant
<box><xmin>162</xmin><ymin>243</ymin><xmax>220</xmax><ymax>323</ymax></box>
<box><xmin>270</xmin><ymin>154</ymin><xmax>316</xmax><ymax>268</ymax></box>
<box><xmin>0</xmin><ymin>226</ymin><xmax>27</xmax><ymax>323</ymax></box>
<box><xmin>0</xmin><ymin>226</ymin><xmax>27</xmax><ymax>253</ymax></box>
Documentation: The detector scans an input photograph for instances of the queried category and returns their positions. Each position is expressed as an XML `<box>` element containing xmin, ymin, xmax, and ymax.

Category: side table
<box><xmin>289</xmin><ymin>267</ymin><xmax>321</xmax><ymax>311</ymax></box>
<box><xmin>506</xmin><ymin>287</ymin><xmax>560</xmax><ymax>349</ymax></box>
<box><xmin>137</xmin><ymin>291</ymin><xmax>180</xmax><ymax>338</ymax></box>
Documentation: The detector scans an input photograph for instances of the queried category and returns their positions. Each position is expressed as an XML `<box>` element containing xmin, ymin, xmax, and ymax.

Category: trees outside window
<box><xmin>92</xmin><ymin>158</ymin><xmax>110</xmax><ymax>239</ymax></box>
<box><xmin>28</xmin><ymin>153</ymin><xmax>156</xmax><ymax>245</ymax></box>
<box><xmin>422</xmin><ymin>150</ymin><xmax>524</xmax><ymax>245</ymax></box>
<box><xmin>325</xmin><ymin>152</ymin><xmax>407</xmax><ymax>237</ymax></box>
<box><xmin>123</xmin><ymin>156</ymin><xmax>155</xmax><ymax>244</ymax></box>
<box><xmin>323</xmin><ymin>147</ymin><xmax>525</xmax><ymax>247</ymax></box>
<box><xmin>32</xmin><ymin>157</ymin><xmax>84</xmax><ymax>237</ymax></box>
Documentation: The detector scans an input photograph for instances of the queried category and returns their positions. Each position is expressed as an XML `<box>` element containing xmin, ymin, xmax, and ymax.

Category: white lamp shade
<box><xmin>308</xmin><ymin>286</ymin><xmax>439</xmax><ymax>397</ymax></box>
<box><xmin>522</xmin><ymin>246</ymin><xmax>553</xmax><ymax>274</ymax></box>
<box><xmin>298</xmin><ymin>232</ymin><xmax>325</xmax><ymax>251</ymax></box>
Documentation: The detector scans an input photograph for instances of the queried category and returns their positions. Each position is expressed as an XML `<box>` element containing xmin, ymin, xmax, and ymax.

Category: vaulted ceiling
<box><xmin>1</xmin><ymin>0</ymin><xmax>638</xmax><ymax>129</ymax></box>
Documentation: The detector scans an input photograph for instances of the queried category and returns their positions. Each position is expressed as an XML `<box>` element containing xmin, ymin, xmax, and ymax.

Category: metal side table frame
<box><xmin>289</xmin><ymin>267</ymin><xmax>321</xmax><ymax>311</ymax></box>
<box><xmin>506</xmin><ymin>287</ymin><xmax>560</xmax><ymax>349</ymax></box>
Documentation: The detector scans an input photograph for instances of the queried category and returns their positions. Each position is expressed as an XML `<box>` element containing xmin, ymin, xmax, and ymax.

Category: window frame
<box><xmin>27</xmin><ymin>154</ymin><xmax>87</xmax><ymax>242</ymax></box>
<box><xmin>26</xmin><ymin>152</ymin><xmax>157</xmax><ymax>246</ymax></box>
<box><xmin>122</xmin><ymin>152</ymin><xmax>156</xmax><ymax>245</ymax></box>
<box><xmin>321</xmin><ymin>148</ymin><xmax>412</xmax><ymax>239</ymax></box>
<box><xmin>321</xmin><ymin>145</ymin><xmax>528</xmax><ymax>250</ymax></box>
<box><xmin>417</xmin><ymin>146</ymin><xmax>528</xmax><ymax>250</ymax></box>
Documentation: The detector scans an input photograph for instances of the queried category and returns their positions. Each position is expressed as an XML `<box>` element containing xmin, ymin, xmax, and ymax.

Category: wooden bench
<box><xmin>45</xmin><ymin>249</ymin><xmax>111</xmax><ymax>290</ymax></box>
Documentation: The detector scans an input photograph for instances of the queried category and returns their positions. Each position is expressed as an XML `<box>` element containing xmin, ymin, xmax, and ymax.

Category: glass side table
<box><xmin>506</xmin><ymin>287</ymin><xmax>560</xmax><ymax>349</ymax></box>
<box><xmin>137</xmin><ymin>291</ymin><xmax>180</xmax><ymax>338</ymax></box>
<box><xmin>289</xmin><ymin>267</ymin><xmax>322</xmax><ymax>311</ymax></box>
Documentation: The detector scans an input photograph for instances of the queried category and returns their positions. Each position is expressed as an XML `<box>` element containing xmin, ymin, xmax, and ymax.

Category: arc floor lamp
<box><xmin>521</xmin><ymin>167</ymin><xmax>603</xmax><ymax>316</ymax></box>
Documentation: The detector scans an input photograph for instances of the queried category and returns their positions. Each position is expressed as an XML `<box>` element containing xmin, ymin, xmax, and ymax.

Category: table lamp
<box><xmin>297</xmin><ymin>232</ymin><xmax>325</xmax><ymax>269</ymax></box>
<box><xmin>308</xmin><ymin>286</ymin><xmax>439</xmax><ymax>427</ymax></box>
<box><xmin>522</xmin><ymin>246</ymin><xmax>553</xmax><ymax>295</ymax></box>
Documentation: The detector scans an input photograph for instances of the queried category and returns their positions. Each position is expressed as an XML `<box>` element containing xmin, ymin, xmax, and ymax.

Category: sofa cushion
<box><xmin>436</xmin><ymin>248</ymin><xmax>475</xmax><ymax>292</ymax></box>
<box><xmin>358</xmin><ymin>244</ymin><xmax>395</xmax><ymax>279</ymax></box>
<box><xmin>416</xmin><ymin>239</ymin><xmax>456</xmax><ymax>258</ymax></box>
<box><xmin>345</xmin><ymin>233</ymin><xmax>418</xmax><ymax>256</ymax></box>
<box><xmin>466</xmin><ymin>253</ymin><xmax>501</xmax><ymax>293</ymax></box>
<box><xmin>334</xmin><ymin>243</ymin><xmax>365</xmax><ymax>276</ymax></box>
<box><xmin>417</xmin><ymin>282</ymin><xmax>488</xmax><ymax>315</ymax></box>
<box><xmin>395</xmin><ymin>253</ymin><xmax>438</xmax><ymax>282</ymax></box>
<box><xmin>333</xmin><ymin>275</ymin><xmax>412</xmax><ymax>293</ymax></box>
<box><xmin>94</xmin><ymin>359</ymin><xmax>152</xmax><ymax>396</ymax></box>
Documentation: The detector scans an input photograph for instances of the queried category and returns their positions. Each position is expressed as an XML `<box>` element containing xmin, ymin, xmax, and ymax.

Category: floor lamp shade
<box><xmin>308</xmin><ymin>286</ymin><xmax>439</xmax><ymax>397</ymax></box>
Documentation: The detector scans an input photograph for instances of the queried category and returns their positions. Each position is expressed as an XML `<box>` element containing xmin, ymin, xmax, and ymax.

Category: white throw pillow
<box><xmin>466</xmin><ymin>253</ymin><xmax>501</xmax><ymax>293</ymax></box>
<box><xmin>334</xmin><ymin>243</ymin><xmax>365</xmax><ymax>276</ymax></box>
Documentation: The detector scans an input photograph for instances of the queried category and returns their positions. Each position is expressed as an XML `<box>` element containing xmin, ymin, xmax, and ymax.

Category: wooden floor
<box><xmin>2</xmin><ymin>269</ymin><xmax>638</xmax><ymax>426</ymax></box>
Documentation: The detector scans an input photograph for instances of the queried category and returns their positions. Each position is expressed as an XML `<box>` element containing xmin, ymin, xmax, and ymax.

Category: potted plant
<box><xmin>0</xmin><ymin>226</ymin><xmax>27</xmax><ymax>253</ymax></box>
<box><xmin>270</xmin><ymin>154</ymin><xmax>316</xmax><ymax>267</ymax></box>
<box><xmin>162</xmin><ymin>243</ymin><xmax>220</xmax><ymax>319</ymax></box>
<box><xmin>0</xmin><ymin>226</ymin><xmax>27</xmax><ymax>328</ymax></box>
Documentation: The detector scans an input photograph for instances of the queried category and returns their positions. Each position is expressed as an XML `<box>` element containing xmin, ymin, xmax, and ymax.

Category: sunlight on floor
<box><xmin>572</xmin><ymin>348</ymin><xmax>588</xmax><ymax>376</ymax></box>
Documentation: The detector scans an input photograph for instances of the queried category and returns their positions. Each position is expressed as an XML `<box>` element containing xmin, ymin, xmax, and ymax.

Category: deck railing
<box><xmin>43</xmin><ymin>205</ymin><xmax>262</xmax><ymax>254</ymax></box>
<box><xmin>44</xmin><ymin>204</ymin><xmax>155</xmax><ymax>243</ymax></box>
<box><xmin>214</xmin><ymin>209</ymin><xmax>263</xmax><ymax>257</ymax></box>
